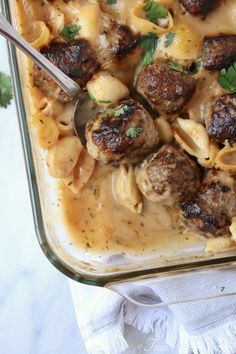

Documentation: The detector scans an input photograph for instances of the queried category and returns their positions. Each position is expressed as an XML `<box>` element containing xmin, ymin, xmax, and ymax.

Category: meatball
<box><xmin>134</xmin><ymin>145</ymin><xmax>201</xmax><ymax>206</ymax></box>
<box><xmin>206</xmin><ymin>94</ymin><xmax>236</xmax><ymax>144</ymax></box>
<box><xmin>34</xmin><ymin>39</ymin><xmax>100</xmax><ymax>102</ymax></box>
<box><xmin>180</xmin><ymin>0</ymin><xmax>220</xmax><ymax>17</ymax></box>
<box><xmin>181</xmin><ymin>170</ymin><xmax>236</xmax><ymax>237</ymax></box>
<box><xmin>202</xmin><ymin>35</ymin><xmax>236</xmax><ymax>71</ymax></box>
<box><xmin>85</xmin><ymin>99</ymin><xmax>159</xmax><ymax>164</ymax></box>
<box><xmin>104</xmin><ymin>21</ymin><xmax>140</xmax><ymax>61</ymax></box>
<box><xmin>98</xmin><ymin>18</ymin><xmax>140</xmax><ymax>63</ymax></box>
<box><xmin>136</xmin><ymin>59</ymin><xmax>197</xmax><ymax>115</ymax></box>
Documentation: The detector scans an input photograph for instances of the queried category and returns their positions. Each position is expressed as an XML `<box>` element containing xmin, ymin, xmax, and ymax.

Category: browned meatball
<box><xmin>180</xmin><ymin>0</ymin><xmax>220</xmax><ymax>17</ymax></box>
<box><xmin>34</xmin><ymin>39</ymin><xmax>100</xmax><ymax>102</ymax></box>
<box><xmin>85</xmin><ymin>99</ymin><xmax>159</xmax><ymax>164</ymax></box>
<box><xmin>202</xmin><ymin>35</ymin><xmax>236</xmax><ymax>71</ymax></box>
<box><xmin>136</xmin><ymin>59</ymin><xmax>197</xmax><ymax>115</ymax></box>
<box><xmin>104</xmin><ymin>21</ymin><xmax>140</xmax><ymax>61</ymax></box>
<box><xmin>134</xmin><ymin>145</ymin><xmax>201</xmax><ymax>206</ymax></box>
<box><xmin>181</xmin><ymin>170</ymin><xmax>236</xmax><ymax>237</ymax></box>
<box><xmin>206</xmin><ymin>94</ymin><xmax>236</xmax><ymax>144</ymax></box>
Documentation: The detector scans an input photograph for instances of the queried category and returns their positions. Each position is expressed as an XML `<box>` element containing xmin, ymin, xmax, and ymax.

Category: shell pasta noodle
<box><xmin>15</xmin><ymin>0</ymin><xmax>236</xmax><ymax>255</ymax></box>
<box><xmin>86</xmin><ymin>71</ymin><xmax>129</xmax><ymax>107</ymax></box>
<box><xmin>30</xmin><ymin>21</ymin><xmax>51</xmax><ymax>50</ymax></box>
<box><xmin>215</xmin><ymin>145</ymin><xmax>236</xmax><ymax>173</ymax></box>
<box><xmin>32</xmin><ymin>113</ymin><xmax>59</xmax><ymax>149</ymax></box>
<box><xmin>78</xmin><ymin>3</ymin><xmax>101</xmax><ymax>43</ymax></box>
<box><xmin>112</xmin><ymin>164</ymin><xmax>143</xmax><ymax>214</ymax></box>
<box><xmin>130</xmin><ymin>2</ymin><xmax>174</xmax><ymax>35</ymax></box>
<box><xmin>158</xmin><ymin>22</ymin><xmax>201</xmax><ymax>60</ymax></box>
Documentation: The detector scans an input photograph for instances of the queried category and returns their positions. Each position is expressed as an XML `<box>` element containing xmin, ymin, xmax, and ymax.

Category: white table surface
<box><xmin>0</xmin><ymin>36</ymin><xmax>178</xmax><ymax>354</ymax></box>
<box><xmin>0</xmin><ymin>37</ymin><xmax>88</xmax><ymax>354</ymax></box>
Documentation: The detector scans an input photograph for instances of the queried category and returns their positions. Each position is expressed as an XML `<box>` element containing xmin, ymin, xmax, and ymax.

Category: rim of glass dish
<box><xmin>3</xmin><ymin>0</ymin><xmax>236</xmax><ymax>287</ymax></box>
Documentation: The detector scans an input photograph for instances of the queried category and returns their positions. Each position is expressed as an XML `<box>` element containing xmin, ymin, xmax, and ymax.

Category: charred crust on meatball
<box><xmin>136</xmin><ymin>59</ymin><xmax>197</xmax><ymax>115</ymax></box>
<box><xmin>34</xmin><ymin>39</ymin><xmax>100</xmax><ymax>102</ymax></box>
<box><xmin>207</xmin><ymin>94</ymin><xmax>236</xmax><ymax>144</ymax></box>
<box><xmin>202</xmin><ymin>35</ymin><xmax>236</xmax><ymax>71</ymax></box>
<box><xmin>180</xmin><ymin>0</ymin><xmax>221</xmax><ymax>18</ymax></box>
<box><xmin>181</xmin><ymin>170</ymin><xmax>236</xmax><ymax>237</ymax></box>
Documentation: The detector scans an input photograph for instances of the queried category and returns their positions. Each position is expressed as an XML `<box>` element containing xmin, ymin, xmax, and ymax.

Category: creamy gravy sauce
<box><xmin>60</xmin><ymin>163</ymin><xmax>201</xmax><ymax>254</ymax></box>
<box><xmin>15</xmin><ymin>0</ymin><xmax>236</xmax><ymax>254</ymax></box>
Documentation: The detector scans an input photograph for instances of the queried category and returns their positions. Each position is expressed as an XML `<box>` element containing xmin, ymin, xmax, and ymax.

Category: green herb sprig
<box><xmin>218</xmin><ymin>62</ymin><xmax>236</xmax><ymax>93</ymax></box>
<box><xmin>164</xmin><ymin>32</ymin><xmax>175</xmax><ymax>48</ymax></box>
<box><xmin>125</xmin><ymin>127</ymin><xmax>144</xmax><ymax>138</ymax></box>
<box><xmin>140</xmin><ymin>33</ymin><xmax>159</xmax><ymax>66</ymax></box>
<box><xmin>0</xmin><ymin>72</ymin><xmax>12</xmax><ymax>108</ymax></box>
<box><xmin>60</xmin><ymin>24</ymin><xmax>80</xmax><ymax>41</ymax></box>
<box><xmin>105</xmin><ymin>104</ymin><xmax>129</xmax><ymax>117</ymax></box>
<box><xmin>144</xmin><ymin>1</ymin><xmax>168</xmax><ymax>23</ymax></box>
<box><xmin>168</xmin><ymin>62</ymin><xmax>189</xmax><ymax>74</ymax></box>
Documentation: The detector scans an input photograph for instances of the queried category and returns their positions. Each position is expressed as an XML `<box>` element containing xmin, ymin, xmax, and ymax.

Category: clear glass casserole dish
<box><xmin>3</xmin><ymin>0</ymin><xmax>236</xmax><ymax>305</ymax></box>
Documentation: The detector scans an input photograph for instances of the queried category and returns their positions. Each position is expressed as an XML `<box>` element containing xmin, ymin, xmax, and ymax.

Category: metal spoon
<box><xmin>0</xmin><ymin>13</ymin><xmax>93</xmax><ymax>143</ymax></box>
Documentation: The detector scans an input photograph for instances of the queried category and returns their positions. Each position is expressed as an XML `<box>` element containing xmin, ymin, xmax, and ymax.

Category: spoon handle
<box><xmin>0</xmin><ymin>13</ymin><xmax>81</xmax><ymax>98</ymax></box>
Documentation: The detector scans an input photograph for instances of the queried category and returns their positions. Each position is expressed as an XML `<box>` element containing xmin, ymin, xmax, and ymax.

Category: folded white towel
<box><xmin>70</xmin><ymin>268</ymin><xmax>236</xmax><ymax>354</ymax></box>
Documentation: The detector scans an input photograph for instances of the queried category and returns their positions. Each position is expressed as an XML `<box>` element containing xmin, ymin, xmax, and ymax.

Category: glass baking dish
<box><xmin>3</xmin><ymin>0</ymin><xmax>236</xmax><ymax>304</ymax></box>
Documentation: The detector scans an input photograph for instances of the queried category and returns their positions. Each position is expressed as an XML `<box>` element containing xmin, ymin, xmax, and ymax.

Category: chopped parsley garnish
<box><xmin>168</xmin><ymin>62</ymin><xmax>189</xmax><ymax>74</ymax></box>
<box><xmin>60</xmin><ymin>24</ymin><xmax>80</xmax><ymax>41</ymax></box>
<box><xmin>140</xmin><ymin>33</ymin><xmax>159</xmax><ymax>66</ymax></box>
<box><xmin>106</xmin><ymin>0</ymin><xmax>117</xmax><ymax>3</ymax></box>
<box><xmin>105</xmin><ymin>104</ymin><xmax>129</xmax><ymax>117</ymax></box>
<box><xmin>88</xmin><ymin>91</ymin><xmax>111</xmax><ymax>104</ymax></box>
<box><xmin>189</xmin><ymin>60</ymin><xmax>202</xmax><ymax>74</ymax></box>
<box><xmin>164</xmin><ymin>32</ymin><xmax>175</xmax><ymax>48</ymax></box>
<box><xmin>144</xmin><ymin>1</ymin><xmax>168</xmax><ymax>23</ymax></box>
<box><xmin>125</xmin><ymin>127</ymin><xmax>144</xmax><ymax>138</ymax></box>
<box><xmin>0</xmin><ymin>71</ymin><xmax>12</xmax><ymax>108</ymax></box>
<box><xmin>218</xmin><ymin>62</ymin><xmax>236</xmax><ymax>93</ymax></box>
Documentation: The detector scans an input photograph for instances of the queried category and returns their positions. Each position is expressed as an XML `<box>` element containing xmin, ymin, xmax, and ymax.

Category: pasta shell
<box><xmin>112</xmin><ymin>164</ymin><xmax>143</xmax><ymax>214</ymax></box>
<box><xmin>197</xmin><ymin>142</ymin><xmax>219</xmax><ymax>168</ymax></box>
<box><xmin>205</xmin><ymin>236</ymin><xmax>236</xmax><ymax>253</ymax></box>
<box><xmin>79</xmin><ymin>3</ymin><xmax>101</xmax><ymax>43</ymax></box>
<box><xmin>230</xmin><ymin>216</ymin><xmax>236</xmax><ymax>242</ymax></box>
<box><xmin>87</xmin><ymin>71</ymin><xmax>129</xmax><ymax>107</ymax></box>
<box><xmin>64</xmin><ymin>149</ymin><xmax>96</xmax><ymax>194</ymax></box>
<box><xmin>46</xmin><ymin>136</ymin><xmax>83</xmax><ymax>178</ymax></box>
<box><xmin>155</xmin><ymin>117</ymin><xmax>173</xmax><ymax>144</ymax></box>
<box><xmin>172</xmin><ymin>118</ymin><xmax>210</xmax><ymax>159</ymax></box>
<box><xmin>32</xmin><ymin>113</ymin><xmax>59</xmax><ymax>149</ymax></box>
<box><xmin>215</xmin><ymin>145</ymin><xmax>236</xmax><ymax>173</ymax></box>
<box><xmin>130</xmin><ymin>3</ymin><xmax>173</xmax><ymax>35</ymax></box>
<box><xmin>30</xmin><ymin>21</ymin><xmax>51</xmax><ymax>50</ymax></box>
<box><xmin>44</xmin><ymin>5</ymin><xmax>65</xmax><ymax>35</ymax></box>
<box><xmin>158</xmin><ymin>22</ymin><xmax>201</xmax><ymax>60</ymax></box>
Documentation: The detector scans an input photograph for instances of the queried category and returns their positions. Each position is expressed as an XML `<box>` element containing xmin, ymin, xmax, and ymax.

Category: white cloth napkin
<box><xmin>70</xmin><ymin>268</ymin><xmax>236</xmax><ymax>354</ymax></box>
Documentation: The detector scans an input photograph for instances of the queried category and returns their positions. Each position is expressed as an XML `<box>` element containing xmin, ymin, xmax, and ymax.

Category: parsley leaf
<box><xmin>189</xmin><ymin>60</ymin><xmax>202</xmax><ymax>74</ymax></box>
<box><xmin>106</xmin><ymin>0</ymin><xmax>117</xmax><ymax>3</ymax></box>
<box><xmin>140</xmin><ymin>33</ymin><xmax>159</xmax><ymax>66</ymax></box>
<box><xmin>144</xmin><ymin>1</ymin><xmax>168</xmax><ymax>23</ymax></box>
<box><xmin>60</xmin><ymin>24</ymin><xmax>80</xmax><ymax>41</ymax></box>
<box><xmin>88</xmin><ymin>91</ymin><xmax>111</xmax><ymax>104</ymax></box>
<box><xmin>0</xmin><ymin>72</ymin><xmax>13</xmax><ymax>108</ymax></box>
<box><xmin>164</xmin><ymin>32</ymin><xmax>175</xmax><ymax>48</ymax></box>
<box><xmin>168</xmin><ymin>62</ymin><xmax>189</xmax><ymax>74</ymax></box>
<box><xmin>105</xmin><ymin>104</ymin><xmax>129</xmax><ymax>117</ymax></box>
<box><xmin>218</xmin><ymin>62</ymin><xmax>236</xmax><ymax>93</ymax></box>
<box><xmin>125</xmin><ymin>127</ymin><xmax>144</xmax><ymax>138</ymax></box>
